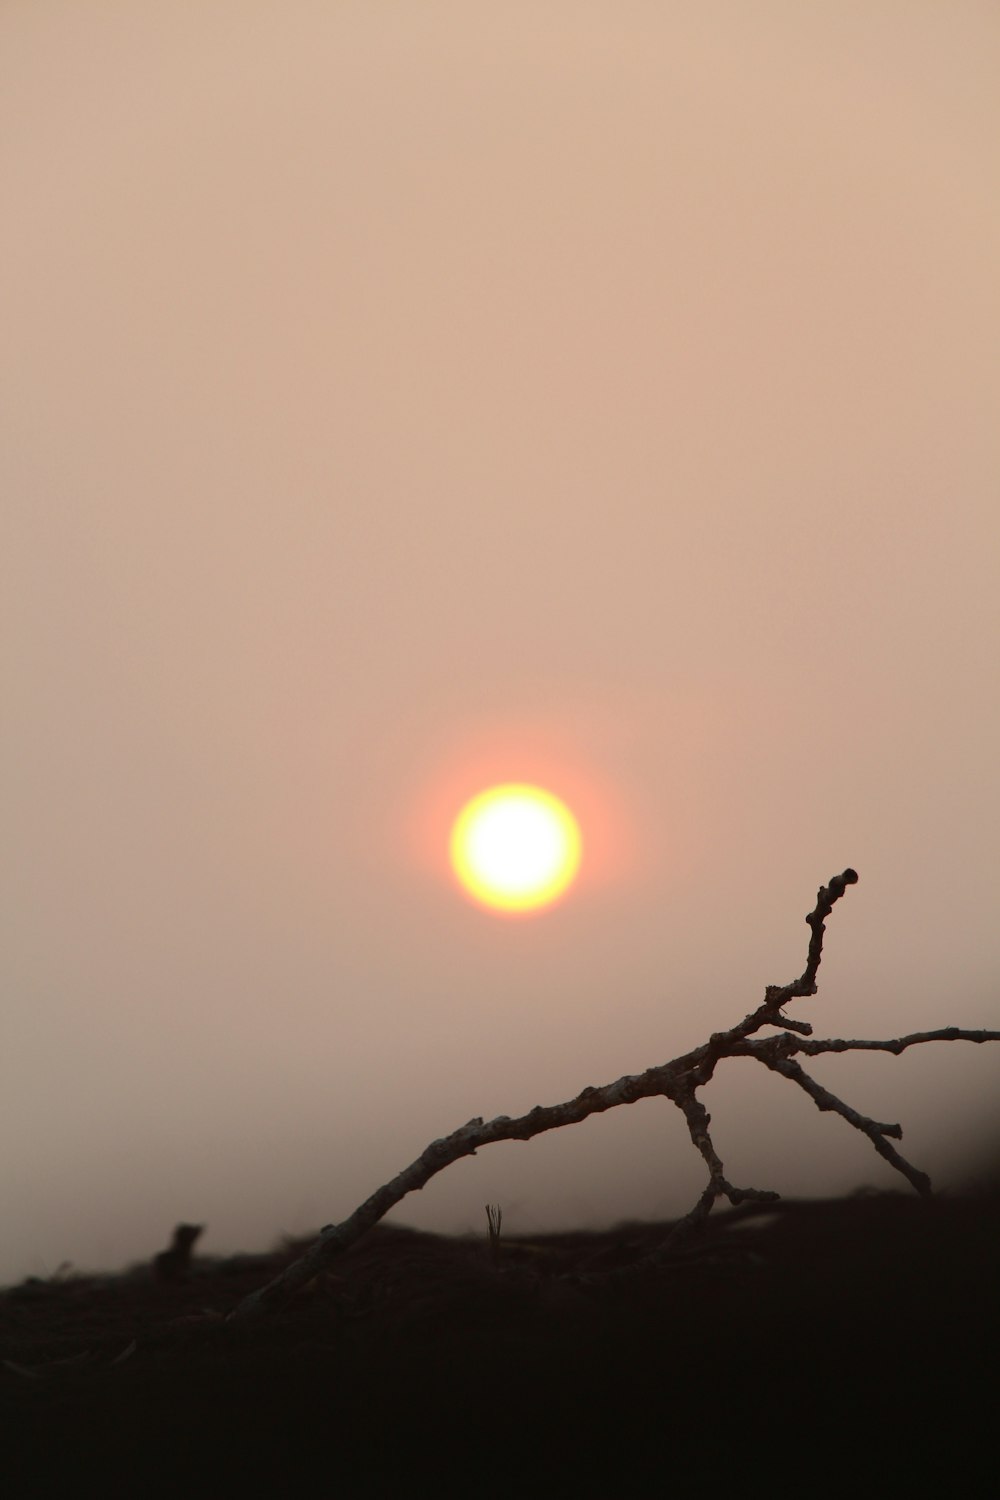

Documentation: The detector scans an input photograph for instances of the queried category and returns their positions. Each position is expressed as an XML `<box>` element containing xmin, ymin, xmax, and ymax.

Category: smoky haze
<box><xmin>2</xmin><ymin>1</ymin><xmax>998</xmax><ymax>1287</ymax></box>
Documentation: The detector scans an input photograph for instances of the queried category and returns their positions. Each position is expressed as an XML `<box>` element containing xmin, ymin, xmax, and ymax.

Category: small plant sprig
<box><xmin>485</xmin><ymin>1204</ymin><xmax>503</xmax><ymax>1264</ymax></box>
<box><xmin>229</xmin><ymin>869</ymin><xmax>1000</xmax><ymax>1320</ymax></box>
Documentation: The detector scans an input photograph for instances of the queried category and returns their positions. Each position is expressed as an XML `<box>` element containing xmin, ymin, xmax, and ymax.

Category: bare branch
<box><xmin>227</xmin><ymin>1062</ymin><xmax>690</xmax><ymax>1319</ymax></box>
<box><xmin>228</xmin><ymin>867</ymin><xmax>998</xmax><ymax>1320</ymax></box>
<box><xmin>772</xmin><ymin>1027</ymin><xmax>1000</xmax><ymax>1058</ymax></box>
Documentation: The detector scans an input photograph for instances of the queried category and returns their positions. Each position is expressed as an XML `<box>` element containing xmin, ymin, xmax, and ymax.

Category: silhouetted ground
<box><xmin>3</xmin><ymin>1190</ymin><xmax>998</xmax><ymax>1495</ymax></box>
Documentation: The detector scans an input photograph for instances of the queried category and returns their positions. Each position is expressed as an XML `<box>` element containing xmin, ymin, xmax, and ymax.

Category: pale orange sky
<box><xmin>2</xmin><ymin>1</ymin><xmax>998</xmax><ymax>1285</ymax></box>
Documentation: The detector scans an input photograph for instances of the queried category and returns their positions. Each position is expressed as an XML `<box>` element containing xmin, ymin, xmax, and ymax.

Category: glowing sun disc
<box><xmin>450</xmin><ymin>784</ymin><xmax>582</xmax><ymax>914</ymax></box>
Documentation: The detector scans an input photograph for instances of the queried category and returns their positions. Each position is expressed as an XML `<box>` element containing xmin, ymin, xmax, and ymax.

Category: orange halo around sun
<box><xmin>449</xmin><ymin>784</ymin><xmax>583</xmax><ymax>915</ymax></box>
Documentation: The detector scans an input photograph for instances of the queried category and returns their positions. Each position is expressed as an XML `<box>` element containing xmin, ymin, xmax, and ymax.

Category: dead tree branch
<box><xmin>228</xmin><ymin>869</ymin><xmax>1000</xmax><ymax>1320</ymax></box>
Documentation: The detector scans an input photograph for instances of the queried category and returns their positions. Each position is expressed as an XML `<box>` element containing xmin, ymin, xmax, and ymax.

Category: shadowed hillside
<box><xmin>3</xmin><ymin>1189</ymin><xmax>998</xmax><ymax>1493</ymax></box>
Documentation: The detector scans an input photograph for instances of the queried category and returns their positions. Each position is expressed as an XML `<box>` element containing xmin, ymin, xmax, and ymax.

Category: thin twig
<box><xmin>757</xmin><ymin>1051</ymin><xmax>931</xmax><ymax>1196</ymax></box>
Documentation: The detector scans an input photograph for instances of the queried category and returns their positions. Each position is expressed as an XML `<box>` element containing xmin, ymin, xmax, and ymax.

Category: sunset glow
<box><xmin>450</xmin><ymin>784</ymin><xmax>582</xmax><ymax>915</ymax></box>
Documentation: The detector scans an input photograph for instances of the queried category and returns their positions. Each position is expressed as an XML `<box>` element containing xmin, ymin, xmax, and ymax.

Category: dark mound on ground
<box><xmin>3</xmin><ymin>1191</ymin><xmax>997</xmax><ymax>1494</ymax></box>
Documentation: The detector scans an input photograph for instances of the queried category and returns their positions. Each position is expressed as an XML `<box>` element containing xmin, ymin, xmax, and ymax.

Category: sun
<box><xmin>449</xmin><ymin>784</ymin><xmax>582</xmax><ymax>915</ymax></box>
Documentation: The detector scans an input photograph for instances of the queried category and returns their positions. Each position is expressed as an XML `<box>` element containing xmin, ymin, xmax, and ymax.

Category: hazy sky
<box><xmin>3</xmin><ymin>1</ymin><xmax>998</xmax><ymax>1285</ymax></box>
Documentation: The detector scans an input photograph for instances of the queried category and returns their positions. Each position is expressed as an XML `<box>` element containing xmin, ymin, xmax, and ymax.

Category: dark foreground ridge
<box><xmin>3</xmin><ymin>1189</ymin><xmax>998</xmax><ymax>1494</ymax></box>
